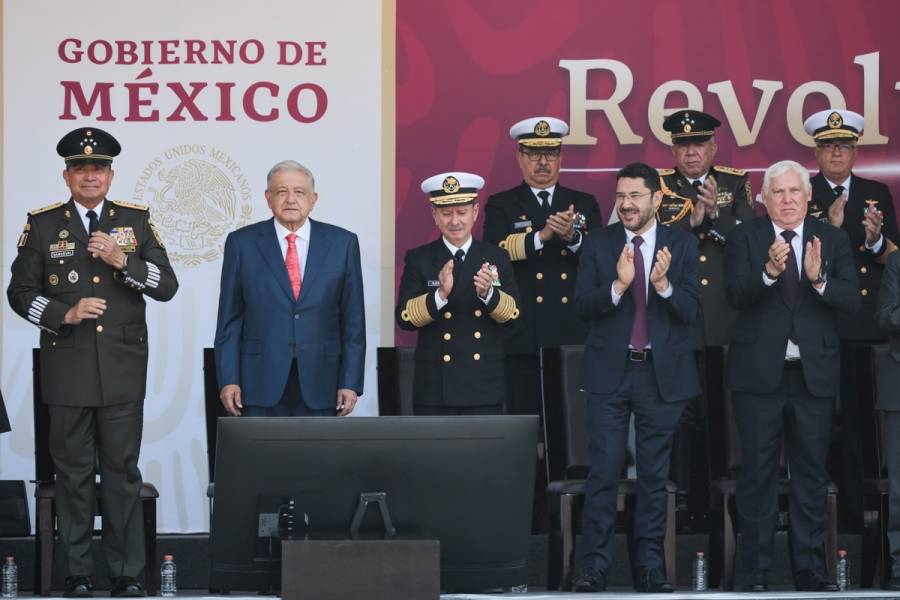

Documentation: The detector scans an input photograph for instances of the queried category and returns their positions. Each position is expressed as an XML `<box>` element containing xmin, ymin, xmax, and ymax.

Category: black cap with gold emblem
<box><xmin>56</xmin><ymin>127</ymin><xmax>121</xmax><ymax>166</ymax></box>
<box><xmin>662</xmin><ymin>110</ymin><xmax>722</xmax><ymax>144</ymax></box>
<box><xmin>420</xmin><ymin>172</ymin><xmax>485</xmax><ymax>207</ymax></box>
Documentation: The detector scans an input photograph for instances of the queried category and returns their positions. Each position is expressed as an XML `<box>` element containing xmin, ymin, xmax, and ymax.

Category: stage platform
<box><xmin>13</xmin><ymin>591</ymin><xmax>900</xmax><ymax>599</ymax></box>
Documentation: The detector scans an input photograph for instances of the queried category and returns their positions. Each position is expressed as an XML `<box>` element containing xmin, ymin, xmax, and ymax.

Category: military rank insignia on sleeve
<box><xmin>17</xmin><ymin>222</ymin><xmax>30</xmax><ymax>247</ymax></box>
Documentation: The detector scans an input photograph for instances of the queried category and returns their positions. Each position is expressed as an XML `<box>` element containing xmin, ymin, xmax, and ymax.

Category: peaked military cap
<box><xmin>421</xmin><ymin>172</ymin><xmax>485</xmax><ymax>207</ymax></box>
<box><xmin>57</xmin><ymin>127</ymin><xmax>121</xmax><ymax>166</ymax></box>
<box><xmin>803</xmin><ymin>109</ymin><xmax>864</xmax><ymax>142</ymax></box>
<box><xmin>509</xmin><ymin>116</ymin><xmax>568</xmax><ymax>148</ymax></box>
<box><xmin>663</xmin><ymin>110</ymin><xmax>721</xmax><ymax>143</ymax></box>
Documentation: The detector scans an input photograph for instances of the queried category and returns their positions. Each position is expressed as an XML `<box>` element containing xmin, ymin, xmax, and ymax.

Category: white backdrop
<box><xmin>1</xmin><ymin>0</ymin><xmax>386</xmax><ymax>532</ymax></box>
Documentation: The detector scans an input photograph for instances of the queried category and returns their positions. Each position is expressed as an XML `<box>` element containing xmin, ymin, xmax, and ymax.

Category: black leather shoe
<box><xmin>63</xmin><ymin>575</ymin><xmax>94</xmax><ymax>598</ymax></box>
<box><xmin>795</xmin><ymin>569</ymin><xmax>838</xmax><ymax>592</ymax></box>
<box><xmin>884</xmin><ymin>575</ymin><xmax>900</xmax><ymax>591</ymax></box>
<box><xmin>636</xmin><ymin>567</ymin><xmax>674</xmax><ymax>592</ymax></box>
<box><xmin>572</xmin><ymin>566</ymin><xmax>606</xmax><ymax>593</ymax></box>
<box><xmin>110</xmin><ymin>576</ymin><xmax>146</xmax><ymax>598</ymax></box>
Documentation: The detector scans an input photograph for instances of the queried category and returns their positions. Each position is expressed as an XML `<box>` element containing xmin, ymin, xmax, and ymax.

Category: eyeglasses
<box><xmin>520</xmin><ymin>149</ymin><xmax>561</xmax><ymax>162</ymax></box>
<box><xmin>614</xmin><ymin>191</ymin><xmax>652</xmax><ymax>202</ymax></box>
<box><xmin>816</xmin><ymin>142</ymin><xmax>856</xmax><ymax>153</ymax></box>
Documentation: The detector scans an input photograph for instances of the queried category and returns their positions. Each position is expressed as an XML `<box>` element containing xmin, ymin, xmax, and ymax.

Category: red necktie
<box><xmin>285</xmin><ymin>233</ymin><xmax>302</xmax><ymax>300</ymax></box>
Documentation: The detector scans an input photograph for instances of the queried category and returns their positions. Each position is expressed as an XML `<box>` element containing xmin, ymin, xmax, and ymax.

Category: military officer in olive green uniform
<box><xmin>7</xmin><ymin>127</ymin><xmax>178</xmax><ymax>598</ymax></box>
<box><xmin>397</xmin><ymin>172</ymin><xmax>520</xmax><ymax>414</ymax></box>
<box><xmin>657</xmin><ymin>110</ymin><xmax>757</xmax><ymax>530</ymax></box>
<box><xmin>803</xmin><ymin>109</ymin><xmax>898</xmax><ymax>532</ymax></box>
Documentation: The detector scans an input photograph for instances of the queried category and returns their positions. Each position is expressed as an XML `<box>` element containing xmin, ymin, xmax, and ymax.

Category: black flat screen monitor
<box><xmin>208</xmin><ymin>415</ymin><xmax>537</xmax><ymax>592</ymax></box>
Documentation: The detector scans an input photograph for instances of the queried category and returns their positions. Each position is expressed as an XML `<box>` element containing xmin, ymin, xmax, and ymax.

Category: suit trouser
<box><xmin>48</xmin><ymin>401</ymin><xmax>145</xmax><ymax>579</ymax></box>
<box><xmin>243</xmin><ymin>359</ymin><xmax>336</xmax><ymax>416</ymax></box>
<box><xmin>579</xmin><ymin>360</ymin><xmax>684</xmax><ymax>573</ymax></box>
<box><xmin>733</xmin><ymin>364</ymin><xmax>834</xmax><ymax>578</ymax></box>
<box><xmin>882</xmin><ymin>410</ymin><xmax>900</xmax><ymax>576</ymax></box>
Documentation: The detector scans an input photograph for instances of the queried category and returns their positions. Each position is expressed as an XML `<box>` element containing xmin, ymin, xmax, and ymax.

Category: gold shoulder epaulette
<box><xmin>111</xmin><ymin>200</ymin><xmax>149</xmax><ymax>211</ymax></box>
<box><xmin>28</xmin><ymin>202</ymin><xmax>65</xmax><ymax>216</ymax></box>
<box><xmin>713</xmin><ymin>165</ymin><xmax>747</xmax><ymax>177</ymax></box>
<box><xmin>657</xmin><ymin>168</ymin><xmax>675</xmax><ymax>176</ymax></box>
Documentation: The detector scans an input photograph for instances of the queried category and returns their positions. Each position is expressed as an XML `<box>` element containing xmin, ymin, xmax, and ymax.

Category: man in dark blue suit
<box><xmin>572</xmin><ymin>163</ymin><xmax>701</xmax><ymax>593</ymax></box>
<box><xmin>214</xmin><ymin>160</ymin><xmax>365</xmax><ymax>416</ymax></box>
<box><xmin>726</xmin><ymin>160</ymin><xmax>859</xmax><ymax>592</ymax></box>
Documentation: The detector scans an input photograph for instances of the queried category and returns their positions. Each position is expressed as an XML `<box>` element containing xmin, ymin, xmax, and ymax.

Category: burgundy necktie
<box><xmin>629</xmin><ymin>236</ymin><xmax>649</xmax><ymax>349</ymax></box>
<box><xmin>781</xmin><ymin>230</ymin><xmax>799</xmax><ymax>305</ymax></box>
<box><xmin>285</xmin><ymin>233</ymin><xmax>302</xmax><ymax>300</ymax></box>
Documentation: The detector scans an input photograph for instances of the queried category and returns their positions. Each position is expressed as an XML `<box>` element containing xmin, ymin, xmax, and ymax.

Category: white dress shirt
<box><xmin>74</xmin><ymin>199</ymin><xmax>106</xmax><ymax>235</ymax></box>
<box><xmin>826</xmin><ymin>174</ymin><xmax>883</xmax><ymax>253</ymax></box>
<box><xmin>434</xmin><ymin>236</ymin><xmax>493</xmax><ymax>309</ymax></box>
<box><xmin>530</xmin><ymin>184</ymin><xmax>584</xmax><ymax>252</ymax></box>
<box><xmin>611</xmin><ymin>222</ymin><xmax>673</xmax><ymax>305</ymax></box>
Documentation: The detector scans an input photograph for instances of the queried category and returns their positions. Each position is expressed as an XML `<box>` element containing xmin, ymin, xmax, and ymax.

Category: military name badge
<box><xmin>68</xmin><ymin>270</ymin><xmax>79</xmax><ymax>284</ymax></box>
<box><xmin>514</xmin><ymin>220</ymin><xmax>532</xmax><ymax>230</ymax></box>
<box><xmin>110</xmin><ymin>226</ymin><xmax>138</xmax><ymax>253</ymax></box>
<box><xmin>427</xmin><ymin>279</ymin><xmax>440</xmax><ymax>288</ymax></box>
<box><xmin>50</xmin><ymin>240</ymin><xmax>75</xmax><ymax>258</ymax></box>
<box><xmin>488</xmin><ymin>263</ymin><xmax>501</xmax><ymax>286</ymax></box>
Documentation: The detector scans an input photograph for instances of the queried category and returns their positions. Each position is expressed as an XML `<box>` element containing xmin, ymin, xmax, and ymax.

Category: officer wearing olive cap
<box><xmin>804</xmin><ymin>108</ymin><xmax>898</xmax><ymax>532</ymax></box>
<box><xmin>7</xmin><ymin>127</ymin><xmax>177</xmax><ymax>597</ymax></box>
<box><xmin>396</xmin><ymin>172</ymin><xmax>520</xmax><ymax>414</ymax></box>
<box><xmin>657</xmin><ymin>110</ymin><xmax>757</xmax><ymax>531</ymax></box>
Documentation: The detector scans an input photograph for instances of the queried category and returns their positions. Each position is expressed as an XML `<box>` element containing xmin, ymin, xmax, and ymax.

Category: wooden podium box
<box><xmin>281</xmin><ymin>539</ymin><xmax>440</xmax><ymax>600</ymax></box>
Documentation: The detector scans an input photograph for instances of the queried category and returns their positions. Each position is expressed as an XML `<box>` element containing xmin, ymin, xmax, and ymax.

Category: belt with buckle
<box><xmin>628</xmin><ymin>349</ymin><xmax>652</xmax><ymax>362</ymax></box>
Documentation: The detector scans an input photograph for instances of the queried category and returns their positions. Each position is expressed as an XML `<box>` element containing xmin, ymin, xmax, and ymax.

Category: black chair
<box><xmin>202</xmin><ymin>348</ymin><xmax>229</xmax><ymax>509</ymax></box>
<box><xmin>542</xmin><ymin>345</ymin><xmax>677</xmax><ymax>590</ymax></box>
<box><xmin>862</xmin><ymin>344</ymin><xmax>891</xmax><ymax>588</ymax></box>
<box><xmin>376</xmin><ymin>346</ymin><xmax>416</xmax><ymax>415</ymax></box>
<box><xmin>707</xmin><ymin>381</ymin><xmax>838</xmax><ymax>590</ymax></box>
<box><xmin>32</xmin><ymin>349</ymin><xmax>158</xmax><ymax>596</ymax></box>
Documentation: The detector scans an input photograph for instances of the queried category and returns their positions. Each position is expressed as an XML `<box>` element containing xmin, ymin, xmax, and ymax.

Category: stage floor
<box><xmin>442</xmin><ymin>592</ymin><xmax>900</xmax><ymax>599</ymax></box>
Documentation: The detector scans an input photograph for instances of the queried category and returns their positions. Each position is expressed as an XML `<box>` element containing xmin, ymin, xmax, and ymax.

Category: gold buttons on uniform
<box><xmin>474</xmin><ymin>309</ymin><xmax>483</xmax><ymax>317</ymax></box>
<box><xmin>862</xmin><ymin>289</ymin><xmax>869</xmax><ymax>296</ymax></box>
<box><xmin>92</xmin><ymin>276</ymin><xmax>100</xmax><ymax>284</ymax></box>
<box><xmin>473</xmin><ymin>353</ymin><xmax>481</xmax><ymax>361</ymax></box>
<box><xmin>699</xmin><ymin>233</ymin><xmax>707</xmax><ymax>240</ymax></box>
<box><xmin>96</xmin><ymin>325</ymin><xmax>104</xmax><ymax>333</ymax></box>
<box><xmin>443</xmin><ymin>333</ymin><xmax>452</xmax><ymax>341</ymax></box>
<box><xmin>699</xmin><ymin>255</ymin><xmax>707</xmax><ymax>263</ymax></box>
<box><xmin>701</xmin><ymin>278</ymin><xmax>709</xmax><ymax>286</ymax></box>
<box><xmin>474</xmin><ymin>331</ymin><xmax>481</xmax><ymax>339</ymax></box>
<box><xmin>859</xmin><ymin>245</ymin><xmax>865</xmax><ymax>252</ymax></box>
<box><xmin>561</xmin><ymin>297</ymin><xmax>569</xmax><ymax>304</ymax></box>
<box><xmin>443</xmin><ymin>354</ymin><xmax>451</xmax><ymax>362</ymax></box>
<box><xmin>536</xmin><ymin>273</ymin><xmax>544</xmax><ymax>280</ymax></box>
<box><xmin>560</xmin><ymin>249</ymin><xmax>568</xmax><ymax>256</ymax></box>
<box><xmin>444</xmin><ymin>312</ymin><xmax>452</xmax><ymax>319</ymax></box>
<box><xmin>561</xmin><ymin>273</ymin><xmax>568</xmax><ymax>280</ymax></box>
<box><xmin>526</xmin><ymin>227</ymin><xmax>533</xmax><ymax>233</ymax></box>
<box><xmin>860</xmin><ymin>266</ymin><xmax>868</xmax><ymax>274</ymax></box>
<box><xmin>536</xmin><ymin>296</ymin><xmax>544</xmax><ymax>303</ymax></box>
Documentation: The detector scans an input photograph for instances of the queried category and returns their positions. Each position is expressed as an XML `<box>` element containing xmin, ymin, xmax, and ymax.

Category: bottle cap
<box><xmin>163</xmin><ymin>554</ymin><xmax>174</xmax><ymax>561</ymax></box>
<box><xmin>696</xmin><ymin>551</ymin><xmax>704</xmax><ymax>557</ymax></box>
<box><xmin>838</xmin><ymin>549</ymin><xmax>847</xmax><ymax>556</ymax></box>
<box><xmin>4</xmin><ymin>556</ymin><xmax>12</xmax><ymax>561</ymax></box>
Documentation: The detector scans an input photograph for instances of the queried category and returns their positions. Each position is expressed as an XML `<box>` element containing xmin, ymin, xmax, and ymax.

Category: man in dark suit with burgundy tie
<box><xmin>572</xmin><ymin>162</ymin><xmax>701</xmax><ymax>593</ymax></box>
<box><xmin>214</xmin><ymin>160</ymin><xmax>366</xmax><ymax>416</ymax></box>
<box><xmin>726</xmin><ymin>160</ymin><xmax>860</xmax><ymax>592</ymax></box>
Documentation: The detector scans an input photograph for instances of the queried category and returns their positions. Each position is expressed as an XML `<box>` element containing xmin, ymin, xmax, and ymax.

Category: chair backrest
<box><xmin>32</xmin><ymin>349</ymin><xmax>55</xmax><ymax>482</ymax></box>
<box><xmin>203</xmin><ymin>348</ymin><xmax>229</xmax><ymax>483</ymax></box>
<box><xmin>376</xmin><ymin>346</ymin><xmax>416</xmax><ymax>415</ymax></box>
<box><xmin>541</xmin><ymin>345</ymin><xmax>590</xmax><ymax>480</ymax></box>
<box><xmin>871</xmin><ymin>344</ymin><xmax>891</xmax><ymax>475</ymax></box>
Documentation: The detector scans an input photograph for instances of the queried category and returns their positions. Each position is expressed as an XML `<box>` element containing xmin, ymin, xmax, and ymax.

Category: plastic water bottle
<box><xmin>160</xmin><ymin>555</ymin><xmax>177</xmax><ymax>597</ymax></box>
<box><xmin>692</xmin><ymin>551</ymin><xmax>707</xmax><ymax>591</ymax></box>
<box><xmin>2</xmin><ymin>556</ymin><xmax>17</xmax><ymax>598</ymax></box>
<box><xmin>836</xmin><ymin>549</ymin><xmax>850</xmax><ymax>591</ymax></box>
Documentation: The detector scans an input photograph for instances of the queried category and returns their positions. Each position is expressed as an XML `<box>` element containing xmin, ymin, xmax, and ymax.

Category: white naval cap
<box><xmin>803</xmin><ymin>109</ymin><xmax>864</xmax><ymax>141</ymax></box>
<box><xmin>421</xmin><ymin>172</ymin><xmax>485</xmax><ymax>206</ymax></box>
<box><xmin>509</xmin><ymin>116</ymin><xmax>569</xmax><ymax>147</ymax></box>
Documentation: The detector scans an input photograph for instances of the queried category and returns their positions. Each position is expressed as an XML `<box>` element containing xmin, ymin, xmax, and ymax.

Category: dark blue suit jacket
<box><xmin>214</xmin><ymin>218</ymin><xmax>366</xmax><ymax>408</ymax></box>
<box><xmin>574</xmin><ymin>222</ymin><xmax>701</xmax><ymax>403</ymax></box>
